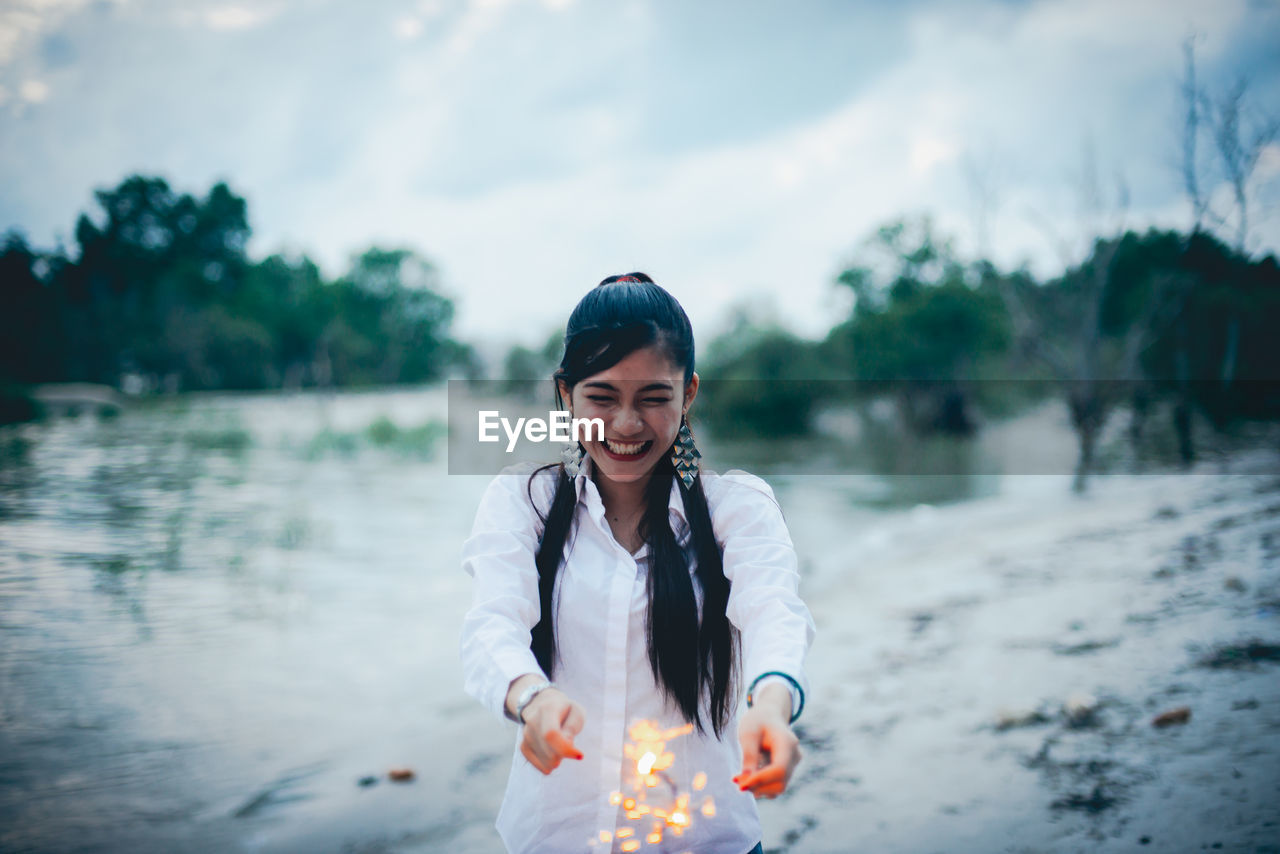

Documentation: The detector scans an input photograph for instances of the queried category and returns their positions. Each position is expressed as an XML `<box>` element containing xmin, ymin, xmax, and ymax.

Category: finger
<box><xmin>523</xmin><ymin>723</ymin><xmax>561</xmax><ymax>768</ymax></box>
<box><xmin>738</xmin><ymin>763</ymin><xmax>786</xmax><ymax>793</ymax></box>
<box><xmin>530</xmin><ymin>738</ymin><xmax>562</xmax><ymax>772</ymax></box>
<box><xmin>737</xmin><ymin>724</ymin><xmax>762</xmax><ymax>780</ymax></box>
<box><xmin>520</xmin><ymin>741</ymin><xmax>551</xmax><ymax>775</ymax></box>
<box><xmin>752</xmin><ymin>781</ymin><xmax>786</xmax><ymax>799</ymax></box>
<box><xmin>545</xmin><ymin>728</ymin><xmax>583</xmax><ymax>761</ymax></box>
<box><xmin>561</xmin><ymin>703</ymin><xmax>586</xmax><ymax>740</ymax></box>
<box><xmin>763</xmin><ymin>734</ymin><xmax>799</xmax><ymax>779</ymax></box>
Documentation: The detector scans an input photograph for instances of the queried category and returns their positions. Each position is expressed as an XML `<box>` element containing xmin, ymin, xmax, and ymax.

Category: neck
<box><xmin>591</xmin><ymin>467</ymin><xmax>651</xmax><ymax>515</ymax></box>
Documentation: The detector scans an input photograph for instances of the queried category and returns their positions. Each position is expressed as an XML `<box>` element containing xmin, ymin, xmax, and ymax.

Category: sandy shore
<box><xmin>761</xmin><ymin>455</ymin><xmax>1280</xmax><ymax>854</ymax></box>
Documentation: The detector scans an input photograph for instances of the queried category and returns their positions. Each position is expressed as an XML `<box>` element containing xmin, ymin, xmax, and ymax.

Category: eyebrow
<box><xmin>581</xmin><ymin>381</ymin><xmax>675</xmax><ymax>393</ymax></box>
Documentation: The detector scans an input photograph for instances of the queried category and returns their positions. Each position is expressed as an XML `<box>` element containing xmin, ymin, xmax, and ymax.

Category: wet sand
<box><xmin>761</xmin><ymin>454</ymin><xmax>1280</xmax><ymax>854</ymax></box>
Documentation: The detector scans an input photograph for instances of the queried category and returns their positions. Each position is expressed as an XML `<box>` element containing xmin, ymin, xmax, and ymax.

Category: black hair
<box><xmin>527</xmin><ymin>272</ymin><xmax>738</xmax><ymax>737</ymax></box>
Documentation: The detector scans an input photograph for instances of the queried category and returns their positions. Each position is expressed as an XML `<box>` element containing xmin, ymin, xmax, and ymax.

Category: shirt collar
<box><xmin>572</xmin><ymin>453</ymin><xmax>688</xmax><ymax>525</ymax></box>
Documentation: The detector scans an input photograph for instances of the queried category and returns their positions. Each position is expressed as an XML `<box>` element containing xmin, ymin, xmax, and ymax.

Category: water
<box><xmin>0</xmin><ymin>387</ymin><xmax>1149</xmax><ymax>852</ymax></box>
<box><xmin>0</xmin><ymin>389</ymin><xmax>493</xmax><ymax>852</ymax></box>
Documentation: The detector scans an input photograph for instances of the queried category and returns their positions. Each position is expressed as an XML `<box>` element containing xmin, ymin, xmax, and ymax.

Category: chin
<box><xmin>590</xmin><ymin>454</ymin><xmax>660</xmax><ymax>483</ymax></box>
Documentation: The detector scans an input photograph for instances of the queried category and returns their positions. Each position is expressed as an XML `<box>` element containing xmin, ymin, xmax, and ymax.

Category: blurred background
<box><xmin>1</xmin><ymin>1</ymin><xmax>1278</xmax><ymax>852</ymax></box>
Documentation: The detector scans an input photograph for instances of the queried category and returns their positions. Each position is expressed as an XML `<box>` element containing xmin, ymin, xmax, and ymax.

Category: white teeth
<box><xmin>605</xmin><ymin>438</ymin><xmax>648</xmax><ymax>455</ymax></box>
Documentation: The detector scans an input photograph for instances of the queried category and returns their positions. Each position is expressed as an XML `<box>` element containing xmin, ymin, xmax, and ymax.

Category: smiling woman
<box><xmin>459</xmin><ymin>273</ymin><xmax>815</xmax><ymax>854</ymax></box>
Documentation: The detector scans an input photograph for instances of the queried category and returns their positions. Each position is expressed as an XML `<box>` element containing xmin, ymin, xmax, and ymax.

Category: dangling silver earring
<box><xmin>561</xmin><ymin>441</ymin><xmax>584</xmax><ymax>478</ymax></box>
<box><xmin>670</xmin><ymin>418</ymin><xmax>701</xmax><ymax>488</ymax></box>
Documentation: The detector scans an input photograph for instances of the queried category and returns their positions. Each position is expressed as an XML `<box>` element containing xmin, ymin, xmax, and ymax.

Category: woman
<box><xmin>460</xmin><ymin>273</ymin><xmax>815</xmax><ymax>854</ymax></box>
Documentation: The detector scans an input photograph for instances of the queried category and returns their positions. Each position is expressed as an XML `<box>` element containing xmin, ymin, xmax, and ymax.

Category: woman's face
<box><xmin>560</xmin><ymin>344</ymin><xmax>698</xmax><ymax>486</ymax></box>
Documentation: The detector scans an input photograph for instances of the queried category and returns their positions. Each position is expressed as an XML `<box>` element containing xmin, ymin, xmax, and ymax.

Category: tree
<box><xmin>0</xmin><ymin>232</ymin><xmax>63</xmax><ymax>384</ymax></box>
<box><xmin>501</xmin><ymin>329</ymin><xmax>563</xmax><ymax>399</ymax></box>
<box><xmin>2</xmin><ymin>173</ymin><xmax>470</xmax><ymax>400</ymax></box>
<box><xmin>701</xmin><ymin>304</ymin><xmax>830</xmax><ymax>438</ymax></box>
<box><xmin>825</xmin><ymin>217</ymin><xmax>1012</xmax><ymax>435</ymax></box>
<box><xmin>64</xmin><ymin>175</ymin><xmax>254</xmax><ymax>386</ymax></box>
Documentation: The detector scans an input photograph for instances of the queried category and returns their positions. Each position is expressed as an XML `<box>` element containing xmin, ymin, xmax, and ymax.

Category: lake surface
<box><xmin>0</xmin><ymin>387</ymin><xmax>1177</xmax><ymax>852</ymax></box>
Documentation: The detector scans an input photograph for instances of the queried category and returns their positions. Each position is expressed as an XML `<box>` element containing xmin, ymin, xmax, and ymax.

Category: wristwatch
<box><xmin>507</xmin><ymin>680</ymin><xmax>556</xmax><ymax>723</ymax></box>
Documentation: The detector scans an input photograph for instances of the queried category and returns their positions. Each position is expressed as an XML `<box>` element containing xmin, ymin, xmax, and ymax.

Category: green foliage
<box><xmin>1</xmin><ymin>232</ymin><xmax>66</xmax><ymax>385</ymax></box>
<box><xmin>304</xmin><ymin>416</ymin><xmax>445</xmax><ymax>460</ymax></box>
<box><xmin>699</xmin><ymin>307</ymin><xmax>831</xmax><ymax>438</ymax></box>
<box><xmin>823</xmin><ymin>217</ymin><xmax>1014</xmax><ymax>434</ymax></box>
<box><xmin>0</xmin><ymin>174</ymin><xmax>469</xmax><ymax>401</ymax></box>
<box><xmin>501</xmin><ymin>329</ymin><xmax>564</xmax><ymax>400</ymax></box>
<box><xmin>183</xmin><ymin>425</ymin><xmax>252</xmax><ymax>453</ymax></box>
<box><xmin>827</xmin><ymin>217</ymin><xmax>1010</xmax><ymax>381</ymax></box>
<box><xmin>1122</xmin><ymin>229</ymin><xmax>1280</xmax><ymax>422</ymax></box>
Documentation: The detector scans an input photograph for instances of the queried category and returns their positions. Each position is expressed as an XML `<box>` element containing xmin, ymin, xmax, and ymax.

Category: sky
<box><xmin>2</xmin><ymin>0</ymin><xmax>1279</xmax><ymax>357</ymax></box>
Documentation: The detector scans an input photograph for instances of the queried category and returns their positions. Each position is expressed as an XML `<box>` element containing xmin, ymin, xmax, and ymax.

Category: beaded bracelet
<box><xmin>746</xmin><ymin>671</ymin><xmax>804</xmax><ymax>724</ymax></box>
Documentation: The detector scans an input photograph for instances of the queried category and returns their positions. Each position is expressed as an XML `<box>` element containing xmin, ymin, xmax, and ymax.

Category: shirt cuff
<box><xmin>469</xmin><ymin>643</ymin><xmax>546</xmax><ymax>721</ymax></box>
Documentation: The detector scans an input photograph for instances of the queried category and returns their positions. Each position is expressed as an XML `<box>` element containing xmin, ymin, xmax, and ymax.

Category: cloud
<box><xmin>393</xmin><ymin>16</ymin><xmax>424</xmax><ymax>40</ymax></box>
<box><xmin>440</xmin><ymin>0</ymin><xmax>520</xmax><ymax>62</ymax></box>
<box><xmin>19</xmin><ymin>78</ymin><xmax>48</xmax><ymax>102</ymax></box>
<box><xmin>366</xmin><ymin>0</ymin><xmax>1275</xmax><ymax>339</ymax></box>
<box><xmin>0</xmin><ymin>0</ymin><xmax>106</xmax><ymax>66</ymax></box>
<box><xmin>202</xmin><ymin>5</ymin><xmax>271</xmax><ymax>32</ymax></box>
<box><xmin>2</xmin><ymin>0</ymin><xmax>1278</xmax><ymax>348</ymax></box>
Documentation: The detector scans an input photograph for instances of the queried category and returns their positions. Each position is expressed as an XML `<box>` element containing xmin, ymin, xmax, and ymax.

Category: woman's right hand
<box><xmin>507</xmin><ymin>677</ymin><xmax>586</xmax><ymax>774</ymax></box>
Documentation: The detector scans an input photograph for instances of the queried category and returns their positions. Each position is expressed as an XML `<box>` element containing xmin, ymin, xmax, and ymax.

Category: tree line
<box><xmin>1</xmin><ymin>175</ymin><xmax>474</xmax><ymax>420</ymax></box>
<box><xmin>696</xmin><ymin>216</ymin><xmax>1279</xmax><ymax>489</ymax></box>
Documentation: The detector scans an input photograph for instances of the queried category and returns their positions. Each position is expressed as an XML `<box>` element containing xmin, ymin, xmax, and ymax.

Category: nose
<box><xmin>612</xmin><ymin>405</ymin><xmax>644</xmax><ymax>437</ymax></box>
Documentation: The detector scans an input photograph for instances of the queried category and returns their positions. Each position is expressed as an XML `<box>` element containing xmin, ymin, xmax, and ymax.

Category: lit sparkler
<box><xmin>590</xmin><ymin>719</ymin><xmax>718</xmax><ymax>851</ymax></box>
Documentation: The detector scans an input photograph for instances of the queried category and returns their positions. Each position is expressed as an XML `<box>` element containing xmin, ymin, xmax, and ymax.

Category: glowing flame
<box><xmin>594</xmin><ymin>718</ymin><xmax>716</xmax><ymax>849</ymax></box>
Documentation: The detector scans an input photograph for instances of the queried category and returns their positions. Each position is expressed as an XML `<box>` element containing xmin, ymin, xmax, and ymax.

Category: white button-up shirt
<box><xmin>459</xmin><ymin>457</ymin><xmax>815</xmax><ymax>854</ymax></box>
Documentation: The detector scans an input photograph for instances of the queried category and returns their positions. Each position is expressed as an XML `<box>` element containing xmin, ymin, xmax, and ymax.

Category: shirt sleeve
<box><xmin>710</xmin><ymin>471</ymin><xmax>816</xmax><ymax>714</ymax></box>
<box><xmin>458</xmin><ymin>467</ymin><xmax>552</xmax><ymax>720</ymax></box>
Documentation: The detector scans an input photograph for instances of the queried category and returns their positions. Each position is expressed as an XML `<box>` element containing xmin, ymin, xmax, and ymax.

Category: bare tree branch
<box><xmin>1208</xmin><ymin>76</ymin><xmax>1280</xmax><ymax>252</ymax></box>
<box><xmin>1181</xmin><ymin>34</ymin><xmax>1210</xmax><ymax>233</ymax></box>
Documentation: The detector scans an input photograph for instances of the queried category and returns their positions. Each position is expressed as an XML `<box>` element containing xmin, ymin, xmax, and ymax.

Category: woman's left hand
<box><xmin>733</xmin><ymin>682</ymin><xmax>801</xmax><ymax>799</ymax></box>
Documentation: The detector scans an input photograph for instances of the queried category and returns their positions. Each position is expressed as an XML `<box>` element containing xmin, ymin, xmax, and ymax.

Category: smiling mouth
<box><xmin>602</xmin><ymin>438</ymin><xmax>653</xmax><ymax>457</ymax></box>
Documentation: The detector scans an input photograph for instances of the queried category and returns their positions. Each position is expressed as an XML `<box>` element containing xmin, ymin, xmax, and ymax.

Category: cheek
<box><xmin>655</xmin><ymin>409</ymin><xmax>683</xmax><ymax>438</ymax></box>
